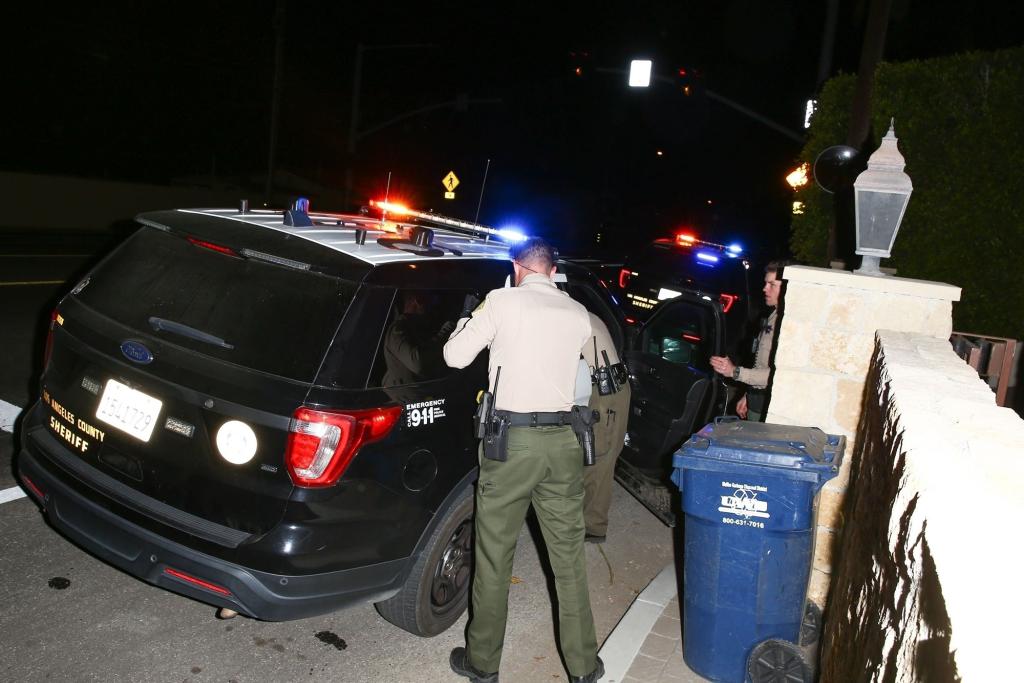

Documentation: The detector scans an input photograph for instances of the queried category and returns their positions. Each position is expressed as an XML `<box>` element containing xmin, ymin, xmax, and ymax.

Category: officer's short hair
<box><xmin>510</xmin><ymin>237</ymin><xmax>556</xmax><ymax>272</ymax></box>
<box><xmin>766</xmin><ymin>260</ymin><xmax>793</xmax><ymax>276</ymax></box>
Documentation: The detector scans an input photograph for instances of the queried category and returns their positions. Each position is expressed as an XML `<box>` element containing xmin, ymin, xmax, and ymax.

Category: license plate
<box><xmin>95</xmin><ymin>379</ymin><xmax>163</xmax><ymax>442</ymax></box>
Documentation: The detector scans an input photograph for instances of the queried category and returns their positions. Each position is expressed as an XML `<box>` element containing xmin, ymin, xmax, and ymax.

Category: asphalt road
<box><xmin>0</xmin><ymin>481</ymin><xmax>674</xmax><ymax>683</ymax></box>
<box><xmin>0</xmin><ymin>242</ymin><xmax>679</xmax><ymax>682</ymax></box>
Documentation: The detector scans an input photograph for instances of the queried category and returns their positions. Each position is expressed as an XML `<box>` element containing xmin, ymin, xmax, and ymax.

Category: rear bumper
<box><xmin>18</xmin><ymin>409</ymin><xmax>408</xmax><ymax>621</ymax></box>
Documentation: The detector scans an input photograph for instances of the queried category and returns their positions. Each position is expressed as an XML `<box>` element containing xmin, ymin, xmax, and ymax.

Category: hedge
<box><xmin>791</xmin><ymin>46</ymin><xmax>1024</xmax><ymax>340</ymax></box>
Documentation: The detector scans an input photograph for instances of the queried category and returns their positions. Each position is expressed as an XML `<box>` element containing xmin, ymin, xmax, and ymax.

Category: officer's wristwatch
<box><xmin>732</xmin><ymin>367</ymin><xmax>741</xmax><ymax>380</ymax></box>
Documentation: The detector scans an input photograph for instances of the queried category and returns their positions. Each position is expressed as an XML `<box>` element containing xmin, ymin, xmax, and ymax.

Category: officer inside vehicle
<box><xmin>382</xmin><ymin>291</ymin><xmax>455</xmax><ymax>387</ymax></box>
<box><xmin>442</xmin><ymin>237</ymin><xmax>605</xmax><ymax>683</ymax></box>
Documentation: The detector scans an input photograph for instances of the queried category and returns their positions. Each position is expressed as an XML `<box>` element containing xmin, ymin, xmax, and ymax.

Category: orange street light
<box><xmin>786</xmin><ymin>162</ymin><xmax>810</xmax><ymax>189</ymax></box>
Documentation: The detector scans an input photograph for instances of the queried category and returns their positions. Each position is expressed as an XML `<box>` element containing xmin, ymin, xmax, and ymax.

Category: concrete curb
<box><xmin>598</xmin><ymin>562</ymin><xmax>677</xmax><ymax>682</ymax></box>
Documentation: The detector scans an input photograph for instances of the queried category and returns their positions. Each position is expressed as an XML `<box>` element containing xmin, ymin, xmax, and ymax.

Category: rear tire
<box><xmin>375</xmin><ymin>486</ymin><xmax>474</xmax><ymax>636</ymax></box>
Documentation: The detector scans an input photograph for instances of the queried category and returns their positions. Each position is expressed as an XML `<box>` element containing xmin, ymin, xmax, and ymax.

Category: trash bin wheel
<box><xmin>800</xmin><ymin>601</ymin><xmax>822</xmax><ymax>646</ymax></box>
<box><xmin>747</xmin><ymin>639</ymin><xmax>811</xmax><ymax>683</ymax></box>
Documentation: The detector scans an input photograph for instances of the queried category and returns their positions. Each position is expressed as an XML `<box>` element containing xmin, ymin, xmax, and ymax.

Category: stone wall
<box><xmin>766</xmin><ymin>266</ymin><xmax>961</xmax><ymax>606</ymax></box>
<box><xmin>819</xmin><ymin>330</ymin><xmax>1024</xmax><ymax>681</ymax></box>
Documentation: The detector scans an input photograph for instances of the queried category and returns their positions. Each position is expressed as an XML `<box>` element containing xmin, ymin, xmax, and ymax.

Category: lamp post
<box><xmin>853</xmin><ymin>120</ymin><xmax>913</xmax><ymax>275</ymax></box>
<box><xmin>606</xmin><ymin>62</ymin><xmax>804</xmax><ymax>143</ymax></box>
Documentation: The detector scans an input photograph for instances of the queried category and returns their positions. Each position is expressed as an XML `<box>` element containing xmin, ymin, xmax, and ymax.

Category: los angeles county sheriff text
<box><xmin>43</xmin><ymin>389</ymin><xmax>106</xmax><ymax>454</ymax></box>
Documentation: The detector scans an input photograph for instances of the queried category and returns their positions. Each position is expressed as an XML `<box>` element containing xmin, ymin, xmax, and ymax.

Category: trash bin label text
<box><xmin>718</xmin><ymin>481</ymin><xmax>770</xmax><ymax>520</ymax></box>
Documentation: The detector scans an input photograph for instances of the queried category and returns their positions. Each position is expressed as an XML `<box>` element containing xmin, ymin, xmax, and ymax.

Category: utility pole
<box><xmin>827</xmin><ymin>0</ymin><xmax>893</xmax><ymax>263</ymax></box>
<box><xmin>343</xmin><ymin>42</ymin><xmax>365</xmax><ymax>211</ymax></box>
<box><xmin>847</xmin><ymin>0</ymin><xmax>893</xmax><ymax>151</ymax></box>
<box><xmin>264</xmin><ymin>0</ymin><xmax>286</xmax><ymax>206</ymax></box>
<box><xmin>816</xmin><ymin>0</ymin><xmax>840</xmax><ymax>89</ymax></box>
<box><xmin>343</xmin><ymin>43</ymin><xmax>436</xmax><ymax>210</ymax></box>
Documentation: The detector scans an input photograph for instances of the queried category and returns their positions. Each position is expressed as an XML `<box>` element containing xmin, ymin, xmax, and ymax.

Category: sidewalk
<box><xmin>598</xmin><ymin>563</ymin><xmax>704</xmax><ymax>683</ymax></box>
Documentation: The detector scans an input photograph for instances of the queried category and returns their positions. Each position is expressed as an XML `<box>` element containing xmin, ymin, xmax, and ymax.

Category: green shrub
<box><xmin>791</xmin><ymin>47</ymin><xmax>1024</xmax><ymax>339</ymax></box>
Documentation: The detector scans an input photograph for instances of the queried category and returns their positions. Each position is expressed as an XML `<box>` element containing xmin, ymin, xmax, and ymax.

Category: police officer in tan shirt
<box><xmin>443</xmin><ymin>237</ymin><xmax>604</xmax><ymax>683</ymax></box>
<box><xmin>710</xmin><ymin>260</ymin><xmax>788</xmax><ymax>422</ymax></box>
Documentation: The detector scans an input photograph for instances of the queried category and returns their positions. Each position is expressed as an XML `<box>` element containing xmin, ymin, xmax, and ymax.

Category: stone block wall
<box><xmin>819</xmin><ymin>330</ymin><xmax>1024</xmax><ymax>681</ymax></box>
<box><xmin>765</xmin><ymin>267</ymin><xmax>961</xmax><ymax>606</ymax></box>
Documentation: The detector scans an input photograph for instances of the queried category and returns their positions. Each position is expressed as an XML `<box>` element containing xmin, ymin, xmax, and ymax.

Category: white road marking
<box><xmin>0</xmin><ymin>486</ymin><xmax>27</xmax><ymax>504</ymax></box>
<box><xmin>0</xmin><ymin>399</ymin><xmax>21</xmax><ymax>432</ymax></box>
<box><xmin>1</xmin><ymin>400</ymin><xmax>28</xmax><ymax>504</ymax></box>
<box><xmin>0</xmin><ymin>280</ymin><xmax>66</xmax><ymax>287</ymax></box>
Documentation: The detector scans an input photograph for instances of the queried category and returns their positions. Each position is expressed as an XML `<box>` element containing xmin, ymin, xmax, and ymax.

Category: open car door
<box><xmin>616</xmin><ymin>293</ymin><xmax>725</xmax><ymax>525</ymax></box>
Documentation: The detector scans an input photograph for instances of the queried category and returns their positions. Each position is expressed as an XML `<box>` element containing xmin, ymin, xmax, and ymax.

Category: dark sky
<box><xmin>6</xmin><ymin>1</ymin><xmax>1021</xmax><ymax>258</ymax></box>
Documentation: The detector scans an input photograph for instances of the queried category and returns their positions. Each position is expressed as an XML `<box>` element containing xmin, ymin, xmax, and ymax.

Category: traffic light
<box><xmin>568</xmin><ymin>50</ymin><xmax>591</xmax><ymax>78</ymax></box>
<box><xmin>676</xmin><ymin>66</ymin><xmax>702</xmax><ymax>96</ymax></box>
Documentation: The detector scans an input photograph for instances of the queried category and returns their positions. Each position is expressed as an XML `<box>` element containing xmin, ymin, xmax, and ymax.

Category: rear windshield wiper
<box><xmin>148</xmin><ymin>317</ymin><xmax>235</xmax><ymax>350</ymax></box>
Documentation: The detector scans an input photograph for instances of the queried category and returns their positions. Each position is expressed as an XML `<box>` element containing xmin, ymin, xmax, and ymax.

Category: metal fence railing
<box><xmin>950</xmin><ymin>333</ymin><xmax>1018</xmax><ymax>407</ymax></box>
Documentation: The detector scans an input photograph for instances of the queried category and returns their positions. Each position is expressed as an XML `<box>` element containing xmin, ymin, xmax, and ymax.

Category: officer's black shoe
<box><xmin>584</xmin><ymin>533</ymin><xmax>606</xmax><ymax>544</ymax></box>
<box><xmin>569</xmin><ymin>656</ymin><xmax>605</xmax><ymax>682</ymax></box>
<box><xmin>450</xmin><ymin>647</ymin><xmax>499</xmax><ymax>683</ymax></box>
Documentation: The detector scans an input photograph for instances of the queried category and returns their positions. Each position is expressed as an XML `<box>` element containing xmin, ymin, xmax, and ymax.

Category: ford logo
<box><xmin>120</xmin><ymin>340</ymin><xmax>154</xmax><ymax>365</ymax></box>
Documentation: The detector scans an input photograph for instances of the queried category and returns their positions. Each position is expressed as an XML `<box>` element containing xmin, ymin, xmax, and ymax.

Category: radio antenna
<box><xmin>474</xmin><ymin>158</ymin><xmax>491</xmax><ymax>224</ymax></box>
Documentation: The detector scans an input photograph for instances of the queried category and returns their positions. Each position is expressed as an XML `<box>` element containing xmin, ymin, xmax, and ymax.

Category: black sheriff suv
<box><xmin>18</xmin><ymin>201</ymin><xmax>727</xmax><ymax>635</ymax></box>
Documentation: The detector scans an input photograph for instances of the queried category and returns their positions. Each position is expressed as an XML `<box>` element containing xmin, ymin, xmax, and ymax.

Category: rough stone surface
<box><xmin>807</xmin><ymin>567</ymin><xmax>833</xmax><ymax>607</ymax></box>
<box><xmin>811</xmin><ymin>527</ymin><xmax>837</xmax><ymax>572</ymax></box>
<box><xmin>767</xmin><ymin>268</ymin><xmax>967</xmax><ymax>629</ymax></box>
<box><xmin>772</xmin><ymin>319</ymin><xmax>815</xmax><ymax>370</ymax></box>
<box><xmin>824</xmin><ymin>293</ymin><xmax>870</xmax><ymax>330</ymax></box>
<box><xmin>780</xmin><ymin>283</ymin><xmax>830</xmax><ymax>323</ymax></box>
<box><xmin>834</xmin><ymin>379</ymin><xmax>866</xmax><ymax>434</ymax></box>
<box><xmin>819</xmin><ymin>331</ymin><xmax>1024</xmax><ymax>682</ymax></box>
<box><xmin>812</xmin><ymin>329</ymin><xmax>876</xmax><ymax>376</ymax></box>
<box><xmin>815</xmin><ymin>484</ymin><xmax>846</xmax><ymax>532</ymax></box>
<box><xmin>767</xmin><ymin>370</ymin><xmax>834</xmax><ymax>429</ymax></box>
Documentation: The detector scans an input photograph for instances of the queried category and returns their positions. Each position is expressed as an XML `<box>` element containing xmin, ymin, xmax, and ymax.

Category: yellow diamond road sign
<box><xmin>442</xmin><ymin>171</ymin><xmax>460</xmax><ymax>192</ymax></box>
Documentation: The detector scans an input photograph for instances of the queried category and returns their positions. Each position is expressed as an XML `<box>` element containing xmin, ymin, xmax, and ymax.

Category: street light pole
<box><xmin>596</xmin><ymin>67</ymin><xmax>804</xmax><ymax>144</ymax></box>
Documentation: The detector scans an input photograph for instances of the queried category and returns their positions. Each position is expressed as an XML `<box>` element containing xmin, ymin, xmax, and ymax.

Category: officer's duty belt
<box><xmin>495</xmin><ymin>410</ymin><xmax>573</xmax><ymax>427</ymax></box>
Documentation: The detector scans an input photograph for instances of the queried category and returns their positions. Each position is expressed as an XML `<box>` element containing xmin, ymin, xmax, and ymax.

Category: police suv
<box><xmin>617</xmin><ymin>232</ymin><xmax>755</xmax><ymax>358</ymax></box>
<box><xmin>19</xmin><ymin>200</ymin><xmax>726</xmax><ymax>634</ymax></box>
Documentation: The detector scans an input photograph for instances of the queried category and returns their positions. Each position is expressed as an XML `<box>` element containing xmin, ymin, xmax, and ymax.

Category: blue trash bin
<box><xmin>670</xmin><ymin>418</ymin><xmax>845</xmax><ymax>683</ymax></box>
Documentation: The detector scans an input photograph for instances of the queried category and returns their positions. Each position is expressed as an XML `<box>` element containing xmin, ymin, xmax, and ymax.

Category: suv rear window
<box><xmin>75</xmin><ymin>227</ymin><xmax>359</xmax><ymax>381</ymax></box>
<box><xmin>631</xmin><ymin>242</ymin><xmax>747</xmax><ymax>295</ymax></box>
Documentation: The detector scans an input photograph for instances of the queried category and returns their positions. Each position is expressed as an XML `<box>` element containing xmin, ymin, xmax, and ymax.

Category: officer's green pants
<box><xmin>467</xmin><ymin>425</ymin><xmax>598</xmax><ymax>677</ymax></box>
<box><xmin>583</xmin><ymin>385</ymin><xmax>631</xmax><ymax>537</ymax></box>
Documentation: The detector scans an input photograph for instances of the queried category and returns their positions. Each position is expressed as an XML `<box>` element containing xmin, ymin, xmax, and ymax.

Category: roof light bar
<box><xmin>671</xmin><ymin>232</ymin><xmax>742</xmax><ymax>255</ymax></box>
<box><xmin>370</xmin><ymin>200</ymin><xmax>523</xmax><ymax>242</ymax></box>
<box><xmin>497</xmin><ymin>228</ymin><xmax>527</xmax><ymax>243</ymax></box>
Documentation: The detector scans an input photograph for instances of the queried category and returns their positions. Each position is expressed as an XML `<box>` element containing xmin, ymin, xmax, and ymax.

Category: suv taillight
<box><xmin>618</xmin><ymin>268</ymin><xmax>633</xmax><ymax>289</ymax></box>
<box><xmin>43</xmin><ymin>310</ymin><xmax>59</xmax><ymax>369</ymax></box>
<box><xmin>285</xmin><ymin>406</ymin><xmax>402</xmax><ymax>487</ymax></box>
<box><xmin>718</xmin><ymin>293</ymin><xmax>738</xmax><ymax>313</ymax></box>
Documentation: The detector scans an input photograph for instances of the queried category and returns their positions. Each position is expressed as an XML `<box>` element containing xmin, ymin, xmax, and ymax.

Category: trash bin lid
<box><xmin>674</xmin><ymin>418</ymin><xmax>844</xmax><ymax>474</ymax></box>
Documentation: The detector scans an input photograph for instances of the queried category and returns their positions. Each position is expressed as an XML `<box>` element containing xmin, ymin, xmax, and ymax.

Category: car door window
<box><xmin>367</xmin><ymin>289</ymin><xmax>470</xmax><ymax>388</ymax></box>
<box><xmin>642</xmin><ymin>301</ymin><xmax>714</xmax><ymax>371</ymax></box>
